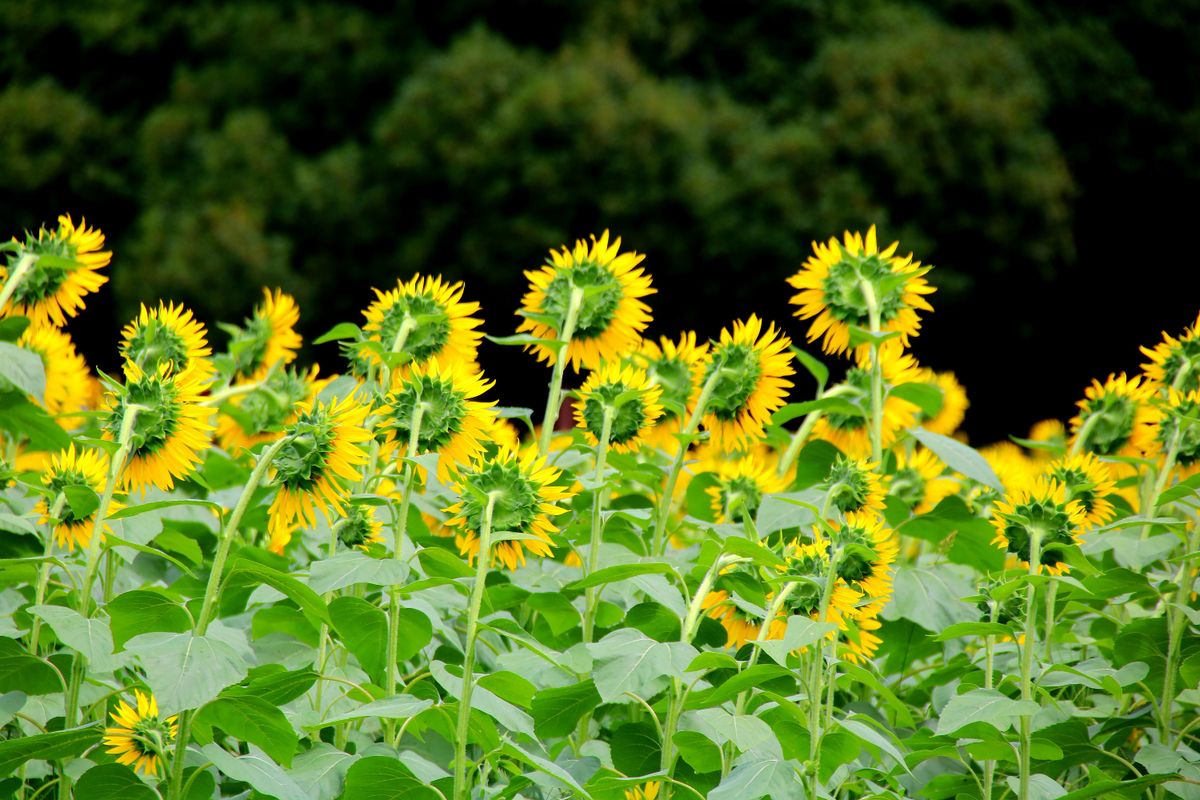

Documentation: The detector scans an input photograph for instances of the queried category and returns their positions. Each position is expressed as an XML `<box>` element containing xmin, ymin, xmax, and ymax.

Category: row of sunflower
<box><xmin>0</xmin><ymin>217</ymin><xmax>1197</xmax><ymax>800</ymax></box>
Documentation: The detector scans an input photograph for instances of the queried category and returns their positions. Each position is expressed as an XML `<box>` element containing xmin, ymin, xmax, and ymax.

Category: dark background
<box><xmin>3</xmin><ymin>0</ymin><xmax>1198</xmax><ymax>444</ymax></box>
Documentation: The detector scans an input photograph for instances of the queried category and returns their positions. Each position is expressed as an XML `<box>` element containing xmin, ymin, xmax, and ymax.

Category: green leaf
<box><xmin>320</xmin><ymin>695</ymin><xmax>434</xmax><ymax>727</ymax></box>
<box><xmin>674</xmin><ymin>730</ymin><xmax>723</xmax><ymax>774</ymax></box>
<box><xmin>107</xmin><ymin>498</ymin><xmax>223</xmax><ymax>520</ymax></box>
<box><xmin>837</xmin><ymin>716</ymin><xmax>911</xmax><ymax>773</ymax></box>
<box><xmin>0</xmin><ymin>341</ymin><xmax>46</xmax><ymax>402</ymax></box>
<box><xmin>790</xmin><ymin>347</ymin><xmax>829</xmax><ymax>394</ymax></box>
<box><xmin>290</xmin><ymin>744</ymin><xmax>358</xmax><ymax>800</ymax></box>
<box><xmin>0</xmin><ymin>390</ymin><xmax>70</xmax><ymax>451</ymax></box>
<box><xmin>0</xmin><ymin>316</ymin><xmax>30</xmax><ymax>343</ymax></box>
<box><xmin>752</xmin><ymin>615</ymin><xmax>836</xmax><ymax>665</ymax></box>
<box><xmin>565</xmin><ymin>562</ymin><xmax>675</xmax><ymax>590</ymax></box>
<box><xmin>308</xmin><ymin>550</ymin><xmax>408</xmax><ymax>593</ymax></box>
<box><xmin>223</xmin><ymin>667</ymin><xmax>319</xmax><ymax>707</ymax></box>
<box><xmin>196</xmin><ymin>695</ymin><xmax>298</xmax><ymax>766</ymax></box>
<box><xmin>588</xmin><ymin>629</ymin><xmax>697</xmax><ymax>704</ymax></box>
<box><xmin>0</xmin><ymin>557</ymin><xmax>47</xmax><ymax>586</ymax></box>
<box><xmin>313</xmin><ymin>322</ymin><xmax>363</xmax><ymax>345</ymax></box>
<box><xmin>531</xmin><ymin>680</ymin><xmax>601</xmax><ymax>739</ymax></box>
<box><xmin>62</xmin><ymin>484</ymin><xmax>99</xmax><ymax>520</ymax></box>
<box><xmin>935</xmin><ymin>688</ymin><xmax>1040</xmax><ymax>736</ymax></box>
<box><xmin>108</xmin><ymin>589</ymin><xmax>192</xmax><ymax>650</ymax></box>
<box><xmin>228</xmin><ymin>559</ymin><xmax>330</xmax><ymax>626</ymax></box>
<box><xmin>0</xmin><ymin>514</ymin><xmax>37</xmax><ymax>536</ymax></box>
<box><xmin>770</xmin><ymin>397</ymin><xmax>861</xmax><ymax>427</ymax></box>
<box><xmin>124</xmin><ymin>632</ymin><xmax>248</xmax><ymax>716</ymax></box>
<box><xmin>721</xmin><ymin>535</ymin><xmax>789</xmax><ymax>570</ymax></box>
<box><xmin>1005</xmin><ymin>774</ymin><xmax>1066</xmax><ymax>800</ymax></box>
<box><xmin>890</xmin><ymin>382</ymin><xmax>944</xmax><ymax>417</ymax></box>
<box><xmin>528</xmin><ymin>592</ymin><xmax>582</xmax><ymax>637</ymax></box>
<box><xmin>485</xmin><ymin>333</ymin><xmax>565</xmax><ymax>349</ymax></box>
<box><xmin>0</xmin><ymin>636</ymin><xmax>60</xmax><ymax>695</ymax></box>
<box><xmin>430</xmin><ymin>660</ymin><xmax>536</xmax><ymax>737</ymax></box>
<box><xmin>0</xmin><ymin>724</ymin><xmax>101</xmax><ymax>778</ymax></box>
<box><xmin>1157</xmin><ymin>472</ymin><xmax>1200</xmax><ymax>505</ymax></box>
<box><xmin>497</xmin><ymin>742</ymin><xmax>594</xmax><ymax>798</ymax></box>
<box><xmin>611</xmin><ymin>720</ymin><xmax>661</xmax><ymax>777</ymax></box>
<box><xmin>709</xmin><ymin>747</ymin><xmax>799</xmax><ymax>800</ymax></box>
<box><xmin>909</xmin><ymin>426</ymin><xmax>1003</xmax><ymax>491</ymax></box>
<box><xmin>417</xmin><ymin>546</ymin><xmax>474</xmax><ymax>579</ymax></box>
<box><xmin>754</xmin><ymin>489</ymin><xmax>823</xmax><ymax>536</ymax></box>
<box><xmin>200</xmin><ymin>743</ymin><xmax>309</xmax><ymax>800</ymax></box>
<box><xmin>933</xmin><ymin>622</ymin><xmax>1013</xmax><ymax>641</ymax></box>
<box><xmin>0</xmin><ymin>692</ymin><xmax>24</xmax><ymax>727</ymax></box>
<box><xmin>882</xmin><ymin>566</ymin><xmax>978</xmax><ymax>632</ymax></box>
<box><xmin>74</xmin><ymin>764</ymin><xmax>157</xmax><ymax>799</ymax></box>
<box><xmin>329</xmin><ymin>597</ymin><xmax>388</xmax><ymax>682</ymax></box>
<box><xmin>685</xmin><ymin>665</ymin><xmax>795</xmax><ymax>710</ymax></box>
<box><xmin>341</xmin><ymin>756</ymin><xmax>439</xmax><ymax>800</ymax></box>
<box><xmin>625</xmin><ymin>601</ymin><xmax>681</xmax><ymax>642</ymax></box>
<box><xmin>28</xmin><ymin>605</ymin><xmax>124</xmax><ymax>671</ymax></box>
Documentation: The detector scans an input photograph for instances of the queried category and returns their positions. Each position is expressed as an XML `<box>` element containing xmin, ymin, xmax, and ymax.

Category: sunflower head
<box><xmin>16</xmin><ymin>324</ymin><xmax>93</xmax><ymax>428</ymax></box>
<box><xmin>103</xmin><ymin>690</ymin><xmax>177</xmax><ymax>776</ymax></box>
<box><xmin>991</xmin><ymin>476</ymin><xmax>1087</xmax><ymax>575</ymax></box>
<box><xmin>889</xmin><ymin>447</ymin><xmax>958</xmax><ymax>515</ymax></box>
<box><xmin>625</xmin><ymin>782</ymin><xmax>661</xmax><ymax>800</ymax></box>
<box><xmin>702</xmin><ymin>450</ymin><xmax>788</xmax><ymax>524</ymax></box>
<box><xmin>226</xmin><ymin>288</ymin><xmax>302</xmax><ymax>382</ymax></box>
<box><xmin>361</xmin><ymin>274</ymin><xmax>483</xmax><ymax>374</ymax></box>
<box><xmin>105</xmin><ymin>362</ymin><xmax>214</xmax><ymax>491</ymax></box>
<box><xmin>632</xmin><ymin>332</ymin><xmax>709</xmax><ymax>437</ymax></box>
<box><xmin>217</xmin><ymin>365</ymin><xmax>331</xmax><ymax>454</ymax></box>
<box><xmin>788</xmin><ymin>226</ymin><xmax>935</xmax><ymax>358</ymax></box>
<box><xmin>825</xmin><ymin>454</ymin><xmax>885</xmax><ymax>515</ymax></box>
<box><xmin>35</xmin><ymin>445</ymin><xmax>120</xmax><ymax>551</ymax></box>
<box><xmin>1045</xmin><ymin>453</ymin><xmax>1116</xmax><ymax>529</ymax></box>
<box><xmin>1153</xmin><ymin>388</ymin><xmax>1200</xmax><ymax>467</ymax></box>
<box><xmin>573</xmin><ymin>362</ymin><xmax>664</xmax><ymax>453</ymax></box>
<box><xmin>1069</xmin><ymin>373</ymin><xmax>1156</xmax><ymax>457</ymax></box>
<box><xmin>1141</xmin><ymin>311</ymin><xmax>1200</xmax><ymax>394</ymax></box>
<box><xmin>2</xmin><ymin>215</ymin><xmax>110</xmax><ymax>327</ymax></box>
<box><xmin>827</xmin><ymin>511</ymin><xmax>897</xmax><ymax>614</ymax></box>
<box><xmin>517</xmin><ymin>231</ymin><xmax>654</xmax><ymax>372</ymax></box>
<box><xmin>338</xmin><ymin>502</ymin><xmax>384</xmax><ymax>551</ymax></box>
<box><xmin>379</xmin><ymin>360</ymin><xmax>497</xmax><ymax>482</ymax></box>
<box><xmin>701</xmin><ymin>316</ymin><xmax>795</xmax><ymax>451</ymax></box>
<box><xmin>445</xmin><ymin>448</ymin><xmax>576</xmax><ymax>571</ymax></box>
<box><xmin>120</xmin><ymin>301</ymin><xmax>213</xmax><ymax>379</ymax></box>
<box><xmin>813</xmin><ymin>346</ymin><xmax>921</xmax><ymax>457</ymax></box>
<box><xmin>917</xmin><ymin>368</ymin><xmax>968</xmax><ymax>436</ymax></box>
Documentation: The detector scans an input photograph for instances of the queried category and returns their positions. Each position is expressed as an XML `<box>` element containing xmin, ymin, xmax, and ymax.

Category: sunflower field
<box><xmin>0</xmin><ymin>216</ymin><xmax>1198</xmax><ymax>800</ymax></box>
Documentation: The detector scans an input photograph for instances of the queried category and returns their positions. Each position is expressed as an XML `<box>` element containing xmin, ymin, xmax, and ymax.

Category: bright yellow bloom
<box><xmin>625</xmin><ymin>782</ymin><xmax>661</xmax><ymax>800</ymax></box>
<box><xmin>216</xmin><ymin>365</ymin><xmax>333</xmax><ymax>455</ymax></box>
<box><xmin>1045</xmin><ymin>452</ymin><xmax>1117</xmax><ymax>530</ymax></box>
<box><xmin>890</xmin><ymin>447</ymin><xmax>959</xmax><ymax>514</ymax></box>
<box><xmin>362</xmin><ymin>274</ymin><xmax>483</xmax><ymax>373</ymax></box>
<box><xmin>517</xmin><ymin>231</ymin><xmax>654</xmax><ymax>372</ymax></box>
<box><xmin>701</xmin><ymin>316</ymin><xmax>795</xmax><ymax>451</ymax></box>
<box><xmin>573</xmin><ymin>362</ymin><xmax>664</xmax><ymax>453</ymax></box>
<box><xmin>788</xmin><ymin>225</ymin><xmax>935</xmax><ymax>358</ymax></box>
<box><xmin>1028</xmin><ymin>419</ymin><xmax>1067</xmax><ymax>460</ymax></box>
<box><xmin>825</xmin><ymin>455</ymin><xmax>886</xmax><ymax>516</ymax></box>
<box><xmin>228</xmin><ymin>288</ymin><xmax>303</xmax><ymax>382</ymax></box>
<box><xmin>813</xmin><ymin>346</ymin><xmax>922</xmax><ymax>457</ymax></box>
<box><xmin>701</xmin><ymin>449</ymin><xmax>789</xmax><ymax>523</ymax></box>
<box><xmin>917</xmin><ymin>368</ymin><xmax>969</xmax><ymax>436</ymax></box>
<box><xmin>17</xmin><ymin>324</ymin><xmax>94</xmax><ymax>429</ymax></box>
<box><xmin>120</xmin><ymin>301</ymin><xmax>214</xmax><ymax>379</ymax></box>
<box><xmin>631</xmin><ymin>332</ymin><xmax>709</xmax><ymax>449</ymax></box>
<box><xmin>338</xmin><ymin>502</ymin><xmax>384</xmax><ymax>551</ymax></box>
<box><xmin>980</xmin><ymin>442</ymin><xmax>1038</xmax><ymax>494</ymax></box>
<box><xmin>35</xmin><ymin>445</ymin><xmax>122</xmax><ymax>551</ymax></box>
<box><xmin>267</xmin><ymin>395</ymin><xmax>373</xmax><ymax>553</ymax></box>
<box><xmin>991</xmin><ymin>476</ymin><xmax>1087</xmax><ymax>575</ymax></box>
<box><xmin>446</xmin><ymin>448</ymin><xmax>576</xmax><ymax>571</ymax></box>
<box><xmin>103</xmin><ymin>690</ymin><xmax>177</xmax><ymax>776</ymax></box>
<box><xmin>1069</xmin><ymin>373</ymin><xmax>1156</xmax><ymax>458</ymax></box>
<box><xmin>824</xmin><ymin>511</ymin><xmax>897</xmax><ymax>616</ymax></box>
<box><xmin>1140</xmin><ymin>310</ymin><xmax>1200</xmax><ymax>394</ymax></box>
<box><xmin>2</xmin><ymin>215</ymin><xmax>110</xmax><ymax>327</ymax></box>
<box><xmin>105</xmin><ymin>362</ymin><xmax>215</xmax><ymax>492</ymax></box>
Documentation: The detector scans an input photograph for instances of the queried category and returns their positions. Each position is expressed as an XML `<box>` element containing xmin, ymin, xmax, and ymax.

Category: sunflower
<box><xmin>1</xmin><ymin>215</ymin><xmax>110</xmax><ymax>327</ymax></box>
<box><xmin>631</xmin><ymin>332</ymin><xmax>709</xmax><ymax>449</ymax></box>
<box><xmin>991</xmin><ymin>476</ymin><xmax>1087</xmax><ymax>575</ymax></box>
<box><xmin>105</xmin><ymin>362</ymin><xmax>214</xmax><ymax>492</ymax></box>
<box><xmin>980</xmin><ymin>442</ymin><xmax>1037</xmax><ymax>494</ymax></box>
<box><xmin>338</xmin><ymin>502</ymin><xmax>384</xmax><ymax>551</ymax></box>
<box><xmin>17</xmin><ymin>324</ymin><xmax>94</xmax><ymax>429</ymax></box>
<box><xmin>379</xmin><ymin>360</ymin><xmax>497</xmax><ymax>483</ymax></box>
<box><xmin>1149</xmin><ymin>388</ymin><xmax>1200</xmax><ymax>469</ymax></box>
<box><xmin>445</xmin><ymin>448</ymin><xmax>576</xmax><ymax>571</ymax></box>
<box><xmin>361</xmin><ymin>274</ymin><xmax>483</xmax><ymax>374</ymax></box>
<box><xmin>788</xmin><ymin>225</ymin><xmax>935</xmax><ymax>359</ymax></box>
<box><xmin>701</xmin><ymin>450</ymin><xmax>789</xmax><ymax>524</ymax></box>
<box><xmin>1028</xmin><ymin>419</ymin><xmax>1067</xmax><ymax>460</ymax></box>
<box><xmin>825</xmin><ymin>454</ymin><xmax>886</xmax><ymax>516</ymax></box>
<box><xmin>267</xmin><ymin>394</ymin><xmax>373</xmax><ymax>553</ymax></box>
<box><xmin>812</xmin><ymin>347</ymin><xmax>922</xmax><ymax>458</ymax></box>
<box><xmin>823</xmin><ymin>512</ymin><xmax>897</xmax><ymax>616</ymax></box>
<box><xmin>701</xmin><ymin>588</ymin><xmax>776</xmax><ymax>650</ymax></box>
<box><xmin>781</xmin><ymin>539</ymin><xmax>885</xmax><ymax>664</ymax></box>
<box><xmin>573</xmin><ymin>362</ymin><xmax>664</xmax><ymax>453</ymax></box>
<box><xmin>517</xmin><ymin>231</ymin><xmax>654</xmax><ymax>372</ymax></box>
<box><xmin>103</xmin><ymin>690</ymin><xmax>177</xmax><ymax>776</ymax></box>
<box><xmin>700</xmin><ymin>316</ymin><xmax>795</xmax><ymax>451</ymax></box>
<box><xmin>1141</xmin><ymin>311</ymin><xmax>1200</xmax><ymax>394</ymax></box>
<box><xmin>482</xmin><ymin>416</ymin><xmax>522</xmax><ymax>454</ymax></box>
<box><xmin>35</xmin><ymin>445</ymin><xmax>122</xmax><ymax>551</ymax></box>
<box><xmin>1044</xmin><ymin>453</ymin><xmax>1117</xmax><ymax>530</ymax></box>
<box><xmin>120</xmin><ymin>301</ymin><xmax>213</xmax><ymax>378</ymax></box>
<box><xmin>916</xmin><ymin>369</ymin><xmax>969</xmax><ymax>436</ymax></box>
<box><xmin>226</xmin><ymin>287</ymin><xmax>303</xmax><ymax>382</ymax></box>
<box><xmin>216</xmin><ymin>365</ymin><xmax>332</xmax><ymax>455</ymax></box>
<box><xmin>1069</xmin><ymin>373</ymin><xmax>1156</xmax><ymax>458</ymax></box>
<box><xmin>625</xmin><ymin>782</ymin><xmax>661</xmax><ymax>800</ymax></box>
<box><xmin>889</xmin><ymin>447</ymin><xmax>959</xmax><ymax>515</ymax></box>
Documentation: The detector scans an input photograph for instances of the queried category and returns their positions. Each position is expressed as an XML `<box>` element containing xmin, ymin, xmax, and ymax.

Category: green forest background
<box><xmin>3</xmin><ymin>0</ymin><xmax>1197</xmax><ymax>439</ymax></box>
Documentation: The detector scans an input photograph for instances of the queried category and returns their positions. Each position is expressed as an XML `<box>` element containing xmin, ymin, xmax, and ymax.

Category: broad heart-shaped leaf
<box><xmin>222</xmin><ymin>667</ymin><xmax>319</xmax><ymax>707</ymax></box>
<box><xmin>909</xmin><ymin>426</ymin><xmax>1003</xmax><ymax>491</ymax></box>
<box><xmin>201</xmin><ymin>743</ymin><xmax>309</xmax><ymax>800</ymax></box>
<box><xmin>674</xmin><ymin>730</ymin><xmax>723</xmax><ymax>774</ymax></box>
<box><xmin>319</xmin><ymin>695</ymin><xmax>434</xmax><ymax>727</ymax></box>
<box><xmin>290</xmin><ymin>744</ymin><xmax>359</xmax><ymax>800</ymax></box>
<box><xmin>0</xmin><ymin>636</ymin><xmax>60</xmax><ymax>695</ymax></box>
<box><xmin>195</xmin><ymin>695</ymin><xmax>298</xmax><ymax>766</ymax></box>
<box><xmin>752</xmin><ymin>615</ymin><xmax>836</xmax><ymax>665</ymax></box>
<box><xmin>498</xmin><ymin>742</ymin><xmax>594</xmax><ymax>798</ymax></box>
<box><xmin>936</xmin><ymin>688</ymin><xmax>1040</xmax><ymax>736</ymax></box>
<box><xmin>755</xmin><ymin>489</ymin><xmax>823</xmax><ymax>536</ymax></box>
<box><xmin>531</xmin><ymin>679</ymin><xmax>602</xmax><ymax>739</ymax></box>
<box><xmin>342</xmin><ymin>756</ymin><xmax>440</xmax><ymax>800</ymax></box>
<box><xmin>0</xmin><ymin>692</ymin><xmax>24</xmax><ymax>727</ymax></box>
<box><xmin>329</xmin><ymin>596</ymin><xmax>388</xmax><ymax>682</ymax></box>
<box><xmin>108</xmin><ymin>589</ymin><xmax>193</xmax><ymax>650</ymax></box>
<box><xmin>74</xmin><ymin>764</ymin><xmax>157</xmax><ymax>799</ymax></box>
<box><xmin>1006</xmin><ymin>774</ymin><xmax>1067</xmax><ymax>800</ymax></box>
<box><xmin>881</xmin><ymin>565</ymin><xmax>977</xmax><ymax>633</ymax></box>
<box><xmin>430</xmin><ymin>661</ymin><xmax>536</xmax><ymax>738</ymax></box>
<box><xmin>0</xmin><ymin>389</ymin><xmax>70</xmax><ymax>451</ymax></box>
<box><xmin>307</xmin><ymin>550</ymin><xmax>408</xmax><ymax>594</ymax></box>
<box><xmin>708</xmin><ymin>747</ymin><xmax>801</xmax><ymax>800</ymax></box>
<box><xmin>890</xmin><ymin>381</ymin><xmax>944</xmax><ymax>417</ymax></box>
<box><xmin>0</xmin><ymin>724</ymin><xmax>101</xmax><ymax>778</ymax></box>
<box><xmin>587</xmin><ymin>628</ymin><xmax>698</xmax><ymax>704</ymax></box>
<box><xmin>28</xmin><ymin>605</ymin><xmax>124</xmax><ymax>672</ymax></box>
<box><xmin>125</xmin><ymin>632</ymin><xmax>248</xmax><ymax>716</ymax></box>
<box><xmin>0</xmin><ymin>341</ymin><xmax>46</xmax><ymax>402</ymax></box>
<box><xmin>227</xmin><ymin>559</ymin><xmax>330</xmax><ymax>626</ymax></box>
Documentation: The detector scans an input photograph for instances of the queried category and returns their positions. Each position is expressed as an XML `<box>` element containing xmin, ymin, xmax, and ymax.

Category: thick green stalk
<box><xmin>651</xmin><ymin>368</ymin><xmax>722</xmax><ymax>557</ymax></box>
<box><xmin>580</xmin><ymin>406</ymin><xmax>615</xmax><ymax>644</ymax></box>
<box><xmin>983</xmin><ymin>600</ymin><xmax>999</xmax><ymax>800</ymax></box>
<box><xmin>859</xmin><ymin>279</ymin><xmax>884</xmax><ymax>465</ymax></box>
<box><xmin>28</xmin><ymin>495</ymin><xmax>65</xmax><ymax>655</ymax></box>
<box><xmin>807</xmin><ymin>547</ymin><xmax>843</xmax><ymax>799</ymax></box>
<box><xmin>453</xmin><ymin>494</ymin><xmax>498</xmax><ymax>800</ymax></box>
<box><xmin>538</xmin><ymin>288</ymin><xmax>585</xmax><ymax>455</ymax></box>
<box><xmin>1161</xmin><ymin>524</ymin><xmax>1200</xmax><ymax>747</ymax></box>
<box><xmin>1018</xmin><ymin>527</ymin><xmax>1043</xmax><ymax>800</ymax></box>
<box><xmin>386</xmin><ymin>405</ymin><xmax>424</xmax><ymax>725</ymax></box>
<box><xmin>0</xmin><ymin>251</ymin><xmax>35</xmax><ymax>314</ymax></box>
<box><xmin>379</xmin><ymin>315</ymin><xmax>417</xmax><ymax>392</ymax></box>
<box><xmin>166</xmin><ymin>435</ymin><xmax>290</xmax><ymax>800</ymax></box>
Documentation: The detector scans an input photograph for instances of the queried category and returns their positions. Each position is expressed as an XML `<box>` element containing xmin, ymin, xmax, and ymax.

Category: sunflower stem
<box><xmin>778</xmin><ymin>384</ymin><xmax>856</xmax><ymax>477</ymax></box>
<box><xmin>581</xmin><ymin>406</ymin><xmax>615</xmax><ymax>645</ymax></box>
<box><xmin>651</xmin><ymin>366</ymin><xmax>722</xmax><ymax>557</ymax></box>
<box><xmin>1018</xmin><ymin>526</ymin><xmax>1043</xmax><ymax>800</ymax></box>
<box><xmin>807</xmin><ymin>545</ymin><xmax>842</xmax><ymax>799</ymax></box>
<box><xmin>859</xmin><ymin>278</ymin><xmax>884</xmax><ymax>465</ymax></box>
<box><xmin>1042</xmin><ymin>581</ymin><xmax>1058</xmax><ymax>661</ymax></box>
<box><xmin>28</xmin><ymin>495</ymin><xmax>65</xmax><ymax>656</ymax></box>
<box><xmin>1159</xmin><ymin>523</ymin><xmax>1200</xmax><ymax>749</ymax></box>
<box><xmin>983</xmin><ymin>599</ymin><xmax>999</xmax><ymax>800</ymax></box>
<box><xmin>539</xmin><ymin>287</ymin><xmax>584</xmax><ymax>455</ymax></box>
<box><xmin>0</xmin><ymin>251</ymin><xmax>35</xmax><ymax>314</ymax></box>
<box><xmin>379</xmin><ymin>315</ymin><xmax>417</xmax><ymax>392</ymax></box>
<box><xmin>453</xmin><ymin>492</ymin><xmax>498</xmax><ymax>800</ymax></box>
<box><xmin>385</xmin><ymin>403</ymin><xmax>424</xmax><ymax>744</ymax></box>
